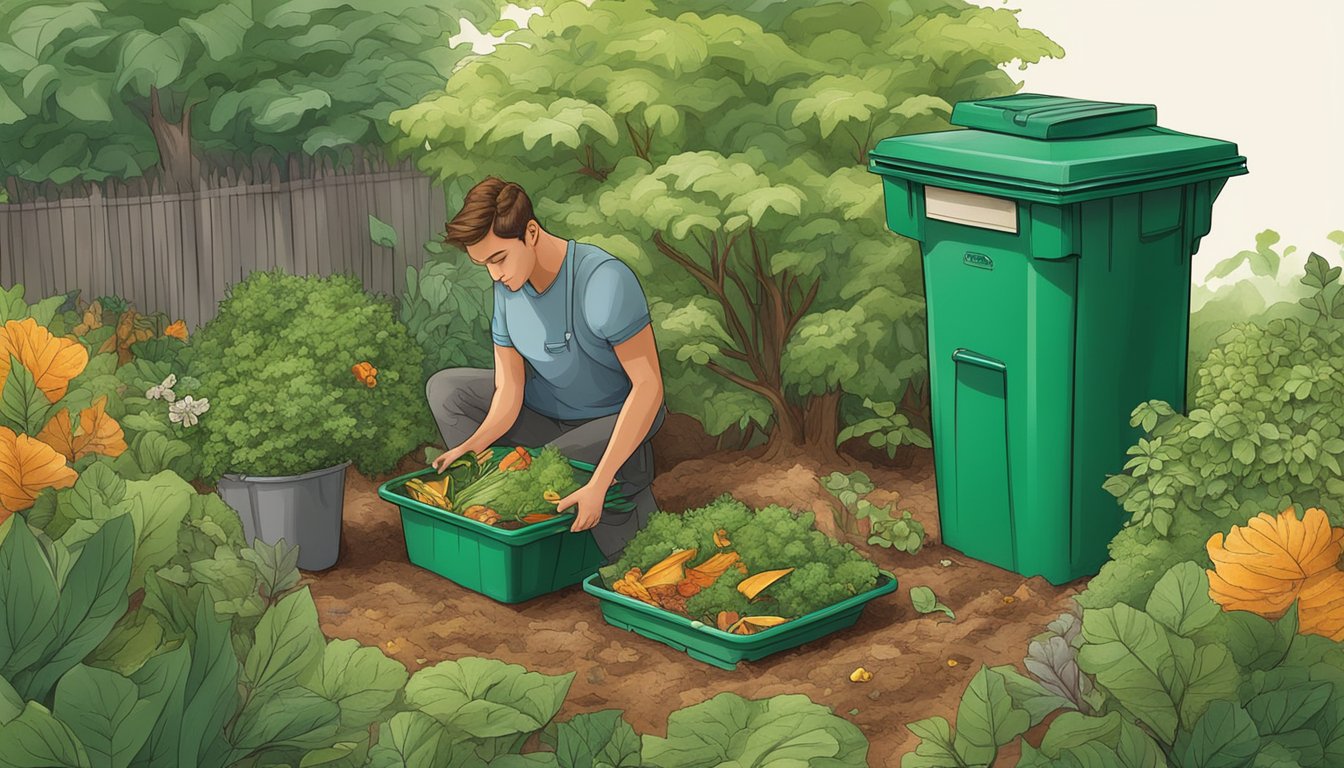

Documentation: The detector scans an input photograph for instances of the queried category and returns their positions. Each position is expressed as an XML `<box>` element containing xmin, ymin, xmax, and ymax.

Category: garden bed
<box><xmin>305</xmin><ymin>448</ymin><xmax>1084</xmax><ymax>764</ymax></box>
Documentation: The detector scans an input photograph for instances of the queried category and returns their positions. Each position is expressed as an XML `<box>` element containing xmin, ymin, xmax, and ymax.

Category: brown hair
<box><xmin>443</xmin><ymin>177</ymin><xmax>536</xmax><ymax>250</ymax></box>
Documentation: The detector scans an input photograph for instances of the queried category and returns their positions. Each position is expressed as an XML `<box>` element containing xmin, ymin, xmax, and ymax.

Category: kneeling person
<box><xmin>426</xmin><ymin>177</ymin><xmax>667</xmax><ymax>564</ymax></box>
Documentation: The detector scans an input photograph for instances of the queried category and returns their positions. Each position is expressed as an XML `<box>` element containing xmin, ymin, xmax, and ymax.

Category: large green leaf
<box><xmin>85</xmin><ymin>607</ymin><xmax>164</xmax><ymax>677</ymax></box>
<box><xmin>366</xmin><ymin>711</ymin><xmax>448</xmax><ymax>768</ymax></box>
<box><xmin>178</xmin><ymin>2</ymin><xmax>253</xmax><ymax>60</ymax></box>
<box><xmin>901</xmin><ymin>716</ymin><xmax>959</xmax><ymax>768</ymax></box>
<box><xmin>53</xmin><ymin>664</ymin><xmax>159</xmax><ymax>768</ymax></box>
<box><xmin>127</xmin><ymin>643</ymin><xmax>191</xmax><ymax>768</ymax></box>
<box><xmin>1145</xmin><ymin>561</ymin><xmax>1221</xmax><ymax>638</ymax></box>
<box><xmin>0</xmin><ymin>700</ymin><xmax>91</xmax><ymax>768</ymax></box>
<box><xmin>242</xmin><ymin>586</ymin><xmax>325</xmax><ymax>702</ymax></box>
<box><xmin>952</xmin><ymin>666</ymin><xmax>1031</xmax><ymax>764</ymax></box>
<box><xmin>114</xmin><ymin>29</ymin><xmax>188</xmax><ymax>92</ymax></box>
<box><xmin>1077</xmin><ymin>604</ymin><xmax>1180</xmax><ymax>743</ymax></box>
<box><xmin>1224</xmin><ymin>605</ymin><xmax>1298</xmax><ymax>672</ymax></box>
<box><xmin>9</xmin><ymin>2</ymin><xmax>104</xmax><ymax>59</ymax></box>
<box><xmin>641</xmin><ymin>692</ymin><xmax>868</xmax><ymax>767</ymax></box>
<box><xmin>228</xmin><ymin>687</ymin><xmax>341</xmax><ymax>756</ymax></box>
<box><xmin>123</xmin><ymin>471</ymin><xmax>195</xmax><ymax>594</ymax></box>
<box><xmin>1173</xmin><ymin>700</ymin><xmax>1259</xmax><ymax>768</ymax></box>
<box><xmin>0</xmin><ymin>514</ymin><xmax>61</xmax><ymax>679</ymax></box>
<box><xmin>178</xmin><ymin>597</ymin><xmax>239</xmax><ymax>768</ymax></box>
<box><xmin>404</xmin><ymin>657</ymin><xmax>573</xmax><ymax>742</ymax></box>
<box><xmin>544</xmin><ymin>710</ymin><xmax>642</xmax><ymax>768</ymax></box>
<box><xmin>301</xmin><ymin>638</ymin><xmax>407</xmax><ymax>731</ymax></box>
<box><xmin>0</xmin><ymin>356</ymin><xmax>50</xmax><ymax>435</ymax></box>
<box><xmin>14</xmin><ymin>514</ymin><xmax>133</xmax><ymax>702</ymax></box>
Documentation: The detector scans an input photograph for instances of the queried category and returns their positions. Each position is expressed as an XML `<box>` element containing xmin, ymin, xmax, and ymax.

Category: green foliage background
<box><xmin>390</xmin><ymin>0</ymin><xmax>1064</xmax><ymax>452</ymax></box>
<box><xmin>0</xmin><ymin>0</ymin><xmax>497</xmax><ymax>183</ymax></box>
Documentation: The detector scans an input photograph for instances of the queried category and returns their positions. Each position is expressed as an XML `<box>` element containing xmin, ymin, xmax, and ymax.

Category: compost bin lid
<box><xmin>867</xmin><ymin>93</ymin><xmax>1247</xmax><ymax>203</ymax></box>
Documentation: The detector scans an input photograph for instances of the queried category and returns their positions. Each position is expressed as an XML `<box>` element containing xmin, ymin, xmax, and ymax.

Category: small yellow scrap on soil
<box><xmin>947</xmin><ymin>659</ymin><xmax>958</xmax><ymax>667</ymax></box>
<box><xmin>850</xmin><ymin>667</ymin><xmax>873</xmax><ymax>683</ymax></box>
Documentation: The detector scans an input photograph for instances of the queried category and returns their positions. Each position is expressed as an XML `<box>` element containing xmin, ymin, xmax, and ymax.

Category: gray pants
<box><xmin>425</xmin><ymin>368</ymin><xmax>665</xmax><ymax>563</ymax></box>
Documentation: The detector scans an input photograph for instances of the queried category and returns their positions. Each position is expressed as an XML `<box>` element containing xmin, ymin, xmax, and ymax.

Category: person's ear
<box><xmin>527</xmin><ymin>221</ymin><xmax>539</xmax><ymax>246</ymax></box>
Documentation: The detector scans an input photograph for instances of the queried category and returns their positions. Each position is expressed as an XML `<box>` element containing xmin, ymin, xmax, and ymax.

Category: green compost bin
<box><xmin>867</xmin><ymin>93</ymin><xmax>1247</xmax><ymax>585</ymax></box>
<box><xmin>378</xmin><ymin>446</ymin><xmax>634</xmax><ymax>603</ymax></box>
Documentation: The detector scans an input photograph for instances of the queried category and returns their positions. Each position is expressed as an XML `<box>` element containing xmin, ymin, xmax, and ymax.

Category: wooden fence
<box><xmin>0</xmin><ymin>154</ymin><xmax>447</xmax><ymax>329</ymax></box>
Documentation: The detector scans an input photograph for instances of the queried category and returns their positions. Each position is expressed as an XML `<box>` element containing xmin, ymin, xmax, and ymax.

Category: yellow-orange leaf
<box><xmin>36</xmin><ymin>398</ymin><xmax>127</xmax><ymax>461</ymax></box>
<box><xmin>0</xmin><ymin>318</ymin><xmax>89</xmax><ymax>403</ymax></box>
<box><xmin>0</xmin><ymin>426</ymin><xmax>77</xmax><ymax>522</ymax></box>
<box><xmin>71</xmin><ymin>396</ymin><xmax>126</xmax><ymax>459</ymax></box>
<box><xmin>716</xmin><ymin>611</ymin><xmax>740</xmax><ymax>631</ymax></box>
<box><xmin>163</xmin><ymin>320</ymin><xmax>188</xmax><ymax>340</ymax></box>
<box><xmin>737</xmin><ymin>568</ymin><xmax>794</xmax><ymax>600</ymax></box>
<box><xmin>36</xmin><ymin>408</ymin><xmax>77</xmax><ymax>461</ymax></box>
<box><xmin>1207</xmin><ymin>507</ymin><xmax>1343</xmax><ymax>582</ymax></box>
<box><xmin>1205</xmin><ymin>507</ymin><xmax>1344</xmax><ymax>621</ymax></box>
<box><xmin>1300</xmin><ymin>570</ymin><xmax>1344</xmax><ymax>642</ymax></box>
<box><xmin>713</xmin><ymin>528</ymin><xmax>731</xmax><ymax>547</ymax></box>
<box><xmin>643</xmin><ymin>548</ymin><xmax>697</xmax><ymax>588</ymax></box>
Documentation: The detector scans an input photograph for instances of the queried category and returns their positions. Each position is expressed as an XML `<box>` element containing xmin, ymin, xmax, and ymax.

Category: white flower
<box><xmin>168</xmin><ymin>395</ymin><xmax>210</xmax><ymax>428</ymax></box>
<box><xmin>146</xmin><ymin>374</ymin><xmax>177</xmax><ymax>402</ymax></box>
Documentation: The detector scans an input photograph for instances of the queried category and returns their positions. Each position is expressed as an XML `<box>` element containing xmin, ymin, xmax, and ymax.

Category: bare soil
<box><xmin>301</xmin><ymin>442</ymin><xmax>1085</xmax><ymax>765</ymax></box>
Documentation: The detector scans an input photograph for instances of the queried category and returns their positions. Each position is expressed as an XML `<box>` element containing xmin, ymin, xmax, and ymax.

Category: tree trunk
<box><xmin>145</xmin><ymin>87</ymin><xmax>199</xmax><ymax>192</ymax></box>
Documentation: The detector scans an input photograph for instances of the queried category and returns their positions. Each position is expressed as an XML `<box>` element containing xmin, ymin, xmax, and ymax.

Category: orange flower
<box><xmin>1206</xmin><ymin>507</ymin><xmax>1344</xmax><ymax>620</ymax></box>
<box><xmin>163</xmin><ymin>320</ymin><xmax>188</xmax><ymax>341</ymax></box>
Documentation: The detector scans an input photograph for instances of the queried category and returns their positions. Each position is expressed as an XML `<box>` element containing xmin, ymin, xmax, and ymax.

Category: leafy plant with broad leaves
<box><xmin>0</xmin><ymin>0</ymin><xmax>501</xmax><ymax>189</ymax></box>
<box><xmin>818</xmin><ymin>469</ymin><xmax>926</xmax><ymax>551</ymax></box>
<box><xmin>1086</xmin><ymin>248</ymin><xmax>1344</xmax><ymax>611</ymax></box>
<box><xmin>903</xmin><ymin>560</ymin><xmax>1344</xmax><ymax>766</ymax></box>
<box><xmin>399</xmin><ymin>240</ymin><xmax>495</xmax><ymax>383</ymax></box>
<box><xmin>390</xmin><ymin>0</ymin><xmax>1062</xmax><ymax>460</ymax></box>
<box><xmin>838</xmin><ymin>396</ymin><xmax>932</xmax><ymax>458</ymax></box>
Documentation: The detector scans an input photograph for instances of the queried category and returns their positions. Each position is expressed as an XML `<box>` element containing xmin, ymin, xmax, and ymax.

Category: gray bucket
<box><xmin>216</xmin><ymin>461</ymin><xmax>350</xmax><ymax>571</ymax></box>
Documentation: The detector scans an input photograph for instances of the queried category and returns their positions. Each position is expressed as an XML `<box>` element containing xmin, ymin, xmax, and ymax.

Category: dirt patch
<box><xmin>305</xmin><ymin>449</ymin><xmax>1085</xmax><ymax>764</ymax></box>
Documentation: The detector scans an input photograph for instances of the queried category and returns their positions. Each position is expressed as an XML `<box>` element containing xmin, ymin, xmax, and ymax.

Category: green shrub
<box><xmin>1084</xmin><ymin>251</ymin><xmax>1344</xmax><ymax>611</ymax></box>
<box><xmin>189</xmin><ymin>270</ymin><xmax>427</xmax><ymax>482</ymax></box>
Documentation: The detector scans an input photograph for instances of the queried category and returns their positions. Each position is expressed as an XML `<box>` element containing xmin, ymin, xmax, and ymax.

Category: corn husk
<box><xmin>737</xmin><ymin>568</ymin><xmax>794</xmax><ymax>600</ymax></box>
<box><xmin>643</xmin><ymin>549</ymin><xmax>698</xmax><ymax>588</ymax></box>
<box><xmin>726</xmin><ymin>615</ymin><xmax>788</xmax><ymax>635</ymax></box>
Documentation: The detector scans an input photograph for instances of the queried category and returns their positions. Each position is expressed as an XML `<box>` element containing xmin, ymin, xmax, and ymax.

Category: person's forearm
<box><xmin>591</xmin><ymin>382</ymin><xmax>663</xmax><ymax>489</ymax></box>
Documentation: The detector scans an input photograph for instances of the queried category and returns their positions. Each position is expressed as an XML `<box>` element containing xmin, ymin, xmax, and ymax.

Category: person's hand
<box><xmin>431</xmin><ymin>444</ymin><xmax>471</xmax><ymax>473</ymax></box>
<box><xmin>556</xmin><ymin>480</ymin><xmax>608</xmax><ymax>532</ymax></box>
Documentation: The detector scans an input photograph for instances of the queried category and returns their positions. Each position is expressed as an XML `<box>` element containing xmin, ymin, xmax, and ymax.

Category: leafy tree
<box><xmin>391</xmin><ymin>0</ymin><xmax>1063</xmax><ymax>460</ymax></box>
<box><xmin>0</xmin><ymin>0</ymin><xmax>497</xmax><ymax>189</ymax></box>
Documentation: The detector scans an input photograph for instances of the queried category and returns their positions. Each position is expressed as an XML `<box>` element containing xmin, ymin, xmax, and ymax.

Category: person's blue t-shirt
<box><xmin>491</xmin><ymin>240</ymin><xmax>651</xmax><ymax>421</ymax></box>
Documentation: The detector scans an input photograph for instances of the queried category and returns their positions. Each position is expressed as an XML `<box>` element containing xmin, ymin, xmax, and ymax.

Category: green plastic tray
<box><xmin>378</xmin><ymin>447</ymin><xmax>633</xmax><ymax>604</ymax></box>
<box><xmin>582</xmin><ymin>570</ymin><xmax>899</xmax><ymax>670</ymax></box>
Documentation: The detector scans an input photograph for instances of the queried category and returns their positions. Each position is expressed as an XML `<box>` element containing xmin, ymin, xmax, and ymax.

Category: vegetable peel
<box><xmin>738</xmin><ymin>568</ymin><xmax>794</xmax><ymax>600</ymax></box>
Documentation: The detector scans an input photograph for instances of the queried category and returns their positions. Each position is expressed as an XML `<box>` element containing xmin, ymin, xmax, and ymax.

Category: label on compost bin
<box><xmin>963</xmin><ymin>251</ymin><xmax>994</xmax><ymax>270</ymax></box>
